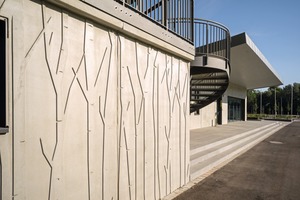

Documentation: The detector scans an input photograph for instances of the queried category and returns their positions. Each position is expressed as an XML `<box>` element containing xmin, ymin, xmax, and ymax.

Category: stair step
<box><xmin>192</xmin><ymin>76</ymin><xmax>228</xmax><ymax>80</ymax></box>
<box><xmin>190</xmin><ymin>123</ymin><xmax>286</xmax><ymax>180</ymax></box>
<box><xmin>190</xmin><ymin>122</ymin><xmax>278</xmax><ymax>156</ymax></box>
<box><xmin>191</xmin><ymin>82</ymin><xmax>228</xmax><ymax>86</ymax></box>
<box><xmin>190</xmin><ymin>123</ymin><xmax>279</xmax><ymax>166</ymax></box>
<box><xmin>191</xmin><ymin>87</ymin><xmax>225</xmax><ymax>91</ymax></box>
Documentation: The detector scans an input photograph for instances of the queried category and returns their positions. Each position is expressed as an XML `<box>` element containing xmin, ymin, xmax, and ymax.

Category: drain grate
<box><xmin>269</xmin><ymin>141</ymin><xmax>283</xmax><ymax>144</ymax></box>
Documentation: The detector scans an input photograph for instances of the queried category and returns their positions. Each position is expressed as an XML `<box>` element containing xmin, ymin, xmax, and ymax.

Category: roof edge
<box><xmin>231</xmin><ymin>32</ymin><xmax>283</xmax><ymax>86</ymax></box>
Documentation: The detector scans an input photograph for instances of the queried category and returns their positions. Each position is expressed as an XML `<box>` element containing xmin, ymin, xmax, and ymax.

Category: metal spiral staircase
<box><xmin>190</xmin><ymin>19</ymin><xmax>231</xmax><ymax>113</ymax></box>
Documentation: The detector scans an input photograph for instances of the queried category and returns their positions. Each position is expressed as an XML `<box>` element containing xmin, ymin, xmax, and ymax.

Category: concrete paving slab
<box><xmin>190</xmin><ymin>120</ymin><xmax>276</xmax><ymax>150</ymax></box>
<box><xmin>174</xmin><ymin>121</ymin><xmax>300</xmax><ymax>200</ymax></box>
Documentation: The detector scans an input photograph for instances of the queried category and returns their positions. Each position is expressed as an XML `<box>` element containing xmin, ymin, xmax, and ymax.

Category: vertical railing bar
<box><xmin>155</xmin><ymin>0</ymin><xmax>157</xmax><ymax>21</ymax></box>
<box><xmin>223</xmin><ymin>30</ymin><xmax>225</xmax><ymax>58</ymax></box>
<box><xmin>182</xmin><ymin>0</ymin><xmax>184</xmax><ymax>36</ymax></box>
<box><xmin>214</xmin><ymin>26</ymin><xmax>216</xmax><ymax>55</ymax></box>
<box><xmin>210</xmin><ymin>25</ymin><xmax>212</xmax><ymax>54</ymax></box>
<box><xmin>209</xmin><ymin>24</ymin><xmax>211</xmax><ymax>54</ymax></box>
<box><xmin>216</xmin><ymin>27</ymin><xmax>218</xmax><ymax>56</ymax></box>
<box><xmin>203</xmin><ymin>23</ymin><xmax>206</xmax><ymax>54</ymax></box>
<box><xmin>186</xmin><ymin>1</ymin><xmax>188</xmax><ymax>39</ymax></box>
<box><xmin>183</xmin><ymin>0</ymin><xmax>185</xmax><ymax>37</ymax></box>
<box><xmin>168</xmin><ymin>0</ymin><xmax>171</xmax><ymax>30</ymax></box>
<box><xmin>184</xmin><ymin>0</ymin><xmax>186</xmax><ymax>38</ymax></box>
<box><xmin>214</xmin><ymin>26</ymin><xmax>216</xmax><ymax>56</ymax></box>
<box><xmin>150</xmin><ymin>0</ymin><xmax>152</xmax><ymax>16</ymax></box>
<box><xmin>221</xmin><ymin>30</ymin><xmax>223</xmax><ymax>57</ymax></box>
<box><xmin>216</xmin><ymin>26</ymin><xmax>218</xmax><ymax>56</ymax></box>
<box><xmin>172</xmin><ymin>0</ymin><xmax>174</xmax><ymax>32</ymax></box>
<box><xmin>176</xmin><ymin>0</ymin><xmax>179</xmax><ymax>35</ymax></box>
<box><xmin>212</xmin><ymin>25</ymin><xmax>214</xmax><ymax>55</ymax></box>
<box><xmin>218</xmin><ymin>28</ymin><xmax>220</xmax><ymax>57</ymax></box>
<box><xmin>160</xmin><ymin>0</ymin><xmax>162</xmax><ymax>24</ymax></box>
<box><xmin>145</xmin><ymin>0</ymin><xmax>147</xmax><ymax>16</ymax></box>
<box><xmin>173</xmin><ymin>0</ymin><xmax>176</xmax><ymax>32</ymax></box>
<box><xmin>156</xmin><ymin>0</ymin><xmax>158</xmax><ymax>22</ymax></box>
<box><xmin>220</xmin><ymin>29</ymin><xmax>222</xmax><ymax>57</ymax></box>
<box><xmin>176</xmin><ymin>0</ymin><xmax>178</xmax><ymax>33</ymax></box>
<box><xmin>217</xmin><ymin>26</ymin><xmax>219</xmax><ymax>56</ymax></box>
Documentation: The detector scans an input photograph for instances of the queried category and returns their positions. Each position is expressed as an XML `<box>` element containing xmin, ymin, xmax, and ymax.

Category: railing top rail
<box><xmin>114</xmin><ymin>0</ymin><xmax>194</xmax><ymax>43</ymax></box>
<box><xmin>194</xmin><ymin>18</ymin><xmax>230</xmax><ymax>35</ymax></box>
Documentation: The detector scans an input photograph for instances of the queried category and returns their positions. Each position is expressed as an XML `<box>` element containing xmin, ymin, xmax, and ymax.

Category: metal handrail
<box><xmin>193</xmin><ymin>18</ymin><xmax>231</xmax><ymax>67</ymax></box>
<box><xmin>114</xmin><ymin>0</ymin><xmax>194</xmax><ymax>43</ymax></box>
<box><xmin>112</xmin><ymin>1</ymin><xmax>230</xmax><ymax>66</ymax></box>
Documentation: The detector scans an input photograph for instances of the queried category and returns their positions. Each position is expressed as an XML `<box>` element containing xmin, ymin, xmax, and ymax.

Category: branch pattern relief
<box><xmin>16</xmin><ymin>2</ymin><xmax>189</xmax><ymax>200</ymax></box>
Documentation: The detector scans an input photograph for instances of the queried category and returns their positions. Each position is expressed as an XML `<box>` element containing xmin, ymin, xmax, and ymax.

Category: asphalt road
<box><xmin>175</xmin><ymin>121</ymin><xmax>300</xmax><ymax>200</ymax></box>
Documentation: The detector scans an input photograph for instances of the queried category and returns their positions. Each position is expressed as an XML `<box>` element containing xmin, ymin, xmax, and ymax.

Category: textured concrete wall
<box><xmin>190</xmin><ymin>102</ymin><xmax>217</xmax><ymax>129</ymax></box>
<box><xmin>0</xmin><ymin>1</ymin><xmax>190</xmax><ymax>199</ymax></box>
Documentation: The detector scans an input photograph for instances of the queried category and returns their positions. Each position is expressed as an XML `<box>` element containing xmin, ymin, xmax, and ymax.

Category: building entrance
<box><xmin>228</xmin><ymin>96</ymin><xmax>245</xmax><ymax>121</ymax></box>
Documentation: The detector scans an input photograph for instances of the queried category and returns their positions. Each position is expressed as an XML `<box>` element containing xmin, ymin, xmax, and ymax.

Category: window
<box><xmin>0</xmin><ymin>19</ymin><xmax>7</xmax><ymax>134</ymax></box>
<box><xmin>228</xmin><ymin>96</ymin><xmax>245</xmax><ymax>122</ymax></box>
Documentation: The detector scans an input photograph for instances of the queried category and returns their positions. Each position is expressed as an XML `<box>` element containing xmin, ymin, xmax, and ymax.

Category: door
<box><xmin>217</xmin><ymin>97</ymin><xmax>222</xmax><ymax>124</ymax></box>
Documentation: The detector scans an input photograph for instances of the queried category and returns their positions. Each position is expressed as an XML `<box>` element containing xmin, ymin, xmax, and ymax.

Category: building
<box><xmin>190</xmin><ymin>32</ymin><xmax>282</xmax><ymax>129</ymax></box>
<box><xmin>0</xmin><ymin>1</ymin><xmax>281</xmax><ymax>200</ymax></box>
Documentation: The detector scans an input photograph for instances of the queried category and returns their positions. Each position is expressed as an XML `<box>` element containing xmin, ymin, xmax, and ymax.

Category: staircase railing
<box><xmin>114</xmin><ymin>0</ymin><xmax>194</xmax><ymax>43</ymax></box>
<box><xmin>194</xmin><ymin>18</ymin><xmax>231</xmax><ymax>68</ymax></box>
<box><xmin>190</xmin><ymin>19</ymin><xmax>231</xmax><ymax>113</ymax></box>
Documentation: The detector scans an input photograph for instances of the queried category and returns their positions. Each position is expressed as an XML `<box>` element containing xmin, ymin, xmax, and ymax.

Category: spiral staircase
<box><xmin>190</xmin><ymin>19</ymin><xmax>231</xmax><ymax>113</ymax></box>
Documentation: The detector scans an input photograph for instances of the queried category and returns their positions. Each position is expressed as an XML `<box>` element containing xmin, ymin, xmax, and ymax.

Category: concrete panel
<box><xmin>190</xmin><ymin>102</ymin><xmax>217</xmax><ymax>129</ymax></box>
<box><xmin>1</xmin><ymin>1</ymin><xmax>190</xmax><ymax>199</ymax></box>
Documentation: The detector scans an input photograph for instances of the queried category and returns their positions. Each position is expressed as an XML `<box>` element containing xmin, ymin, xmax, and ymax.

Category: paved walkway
<box><xmin>174</xmin><ymin>121</ymin><xmax>299</xmax><ymax>200</ymax></box>
<box><xmin>163</xmin><ymin>120</ymin><xmax>290</xmax><ymax>200</ymax></box>
<box><xmin>190</xmin><ymin>120</ymin><xmax>277</xmax><ymax>150</ymax></box>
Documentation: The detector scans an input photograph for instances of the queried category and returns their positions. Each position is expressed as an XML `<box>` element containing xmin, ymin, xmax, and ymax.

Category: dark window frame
<box><xmin>0</xmin><ymin>18</ymin><xmax>8</xmax><ymax>134</ymax></box>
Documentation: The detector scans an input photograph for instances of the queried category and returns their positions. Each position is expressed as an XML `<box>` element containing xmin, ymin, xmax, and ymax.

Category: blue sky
<box><xmin>194</xmin><ymin>0</ymin><xmax>300</xmax><ymax>86</ymax></box>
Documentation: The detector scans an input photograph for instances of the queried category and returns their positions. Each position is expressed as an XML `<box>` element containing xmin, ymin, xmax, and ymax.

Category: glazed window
<box><xmin>0</xmin><ymin>19</ymin><xmax>7</xmax><ymax>134</ymax></box>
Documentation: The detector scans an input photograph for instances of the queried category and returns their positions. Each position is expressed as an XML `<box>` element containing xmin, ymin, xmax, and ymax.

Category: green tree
<box><xmin>247</xmin><ymin>89</ymin><xmax>258</xmax><ymax>114</ymax></box>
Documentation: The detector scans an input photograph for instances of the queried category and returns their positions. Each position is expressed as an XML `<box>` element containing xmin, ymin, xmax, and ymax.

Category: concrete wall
<box><xmin>190</xmin><ymin>102</ymin><xmax>217</xmax><ymax>129</ymax></box>
<box><xmin>0</xmin><ymin>1</ymin><xmax>190</xmax><ymax>199</ymax></box>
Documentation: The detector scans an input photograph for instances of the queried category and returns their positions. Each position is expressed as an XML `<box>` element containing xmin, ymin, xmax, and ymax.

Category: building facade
<box><xmin>0</xmin><ymin>1</ymin><xmax>282</xmax><ymax>200</ymax></box>
<box><xmin>190</xmin><ymin>32</ymin><xmax>282</xmax><ymax>129</ymax></box>
<box><xmin>0</xmin><ymin>1</ymin><xmax>194</xmax><ymax>199</ymax></box>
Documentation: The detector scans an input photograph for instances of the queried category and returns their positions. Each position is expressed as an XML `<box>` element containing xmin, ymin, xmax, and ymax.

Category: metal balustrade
<box><xmin>194</xmin><ymin>18</ymin><xmax>231</xmax><ymax>66</ymax></box>
<box><xmin>190</xmin><ymin>19</ymin><xmax>231</xmax><ymax>113</ymax></box>
<box><xmin>114</xmin><ymin>0</ymin><xmax>194</xmax><ymax>42</ymax></box>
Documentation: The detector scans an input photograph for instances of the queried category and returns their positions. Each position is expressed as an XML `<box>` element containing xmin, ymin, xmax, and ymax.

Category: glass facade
<box><xmin>228</xmin><ymin>96</ymin><xmax>245</xmax><ymax>121</ymax></box>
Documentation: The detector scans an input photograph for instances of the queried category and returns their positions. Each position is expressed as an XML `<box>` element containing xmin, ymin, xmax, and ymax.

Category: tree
<box><xmin>248</xmin><ymin>82</ymin><xmax>300</xmax><ymax>116</ymax></box>
<box><xmin>247</xmin><ymin>90</ymin><xmax>258</xmax><ymax>114</ymax></box>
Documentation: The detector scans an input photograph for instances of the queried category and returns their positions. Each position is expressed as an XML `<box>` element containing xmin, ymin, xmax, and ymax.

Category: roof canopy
<box><xmin>230</xmin><ymin>33</ymin><xmax>283</xmax><ymax>89</ymax></box>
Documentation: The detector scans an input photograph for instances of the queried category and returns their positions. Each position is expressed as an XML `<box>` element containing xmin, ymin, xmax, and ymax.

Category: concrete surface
<box><xmin>174</xmin><ymin>121</ymin><xmax>300</xmax><ymax>200</ymax></box>
<box><xmin>0</xmin><ymin>1</ymin><xmax>190</xmax><ymax>199</ymax></box>
<box><xmin>190</xmin><ymin>120</ymin><xmax>276</xmax><ymax>150</ymax></box>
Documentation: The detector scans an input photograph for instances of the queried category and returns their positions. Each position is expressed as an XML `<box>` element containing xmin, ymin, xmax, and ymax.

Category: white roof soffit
<box><xmin>230</xmin><ymin>33</ymin><xmax>283</xmax><ymax>89</ymax></box>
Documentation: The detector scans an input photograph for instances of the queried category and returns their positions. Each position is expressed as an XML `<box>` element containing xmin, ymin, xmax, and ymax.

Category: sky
<box><xmin>194</xmin><ymin>0</ymin><xmax>300</xmax><ymax>86</ymax></box>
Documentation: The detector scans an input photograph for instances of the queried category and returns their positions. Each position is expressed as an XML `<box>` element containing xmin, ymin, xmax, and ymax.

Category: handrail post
<box><xmin>205</xmin><ymin>22</ymin><xmax>209</xmax><ymax>55</ymax></box>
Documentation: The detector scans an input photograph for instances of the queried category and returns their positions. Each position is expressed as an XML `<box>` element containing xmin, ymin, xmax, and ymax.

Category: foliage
<box><xmin>247</xmin><ymin>83</ymin><xmax>300</xmax><ymax>116</ymax></box>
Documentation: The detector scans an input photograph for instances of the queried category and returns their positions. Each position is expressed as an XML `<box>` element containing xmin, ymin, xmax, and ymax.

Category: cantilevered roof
<box><xmin>230</xmin><ymin>32</ymin><xmax>283</xmax><ymax>89</ymax></box>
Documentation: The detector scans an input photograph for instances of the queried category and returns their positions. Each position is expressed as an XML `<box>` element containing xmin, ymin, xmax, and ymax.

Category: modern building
<box><xmin>190</xmin><ymin>32</ymin><xmax>282</xmax><ymax>129</ymax></box>
<box><xmin>0</xmin><ymin>1</ymin><xmax>281</xmax><ymax>200</ymax></box>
